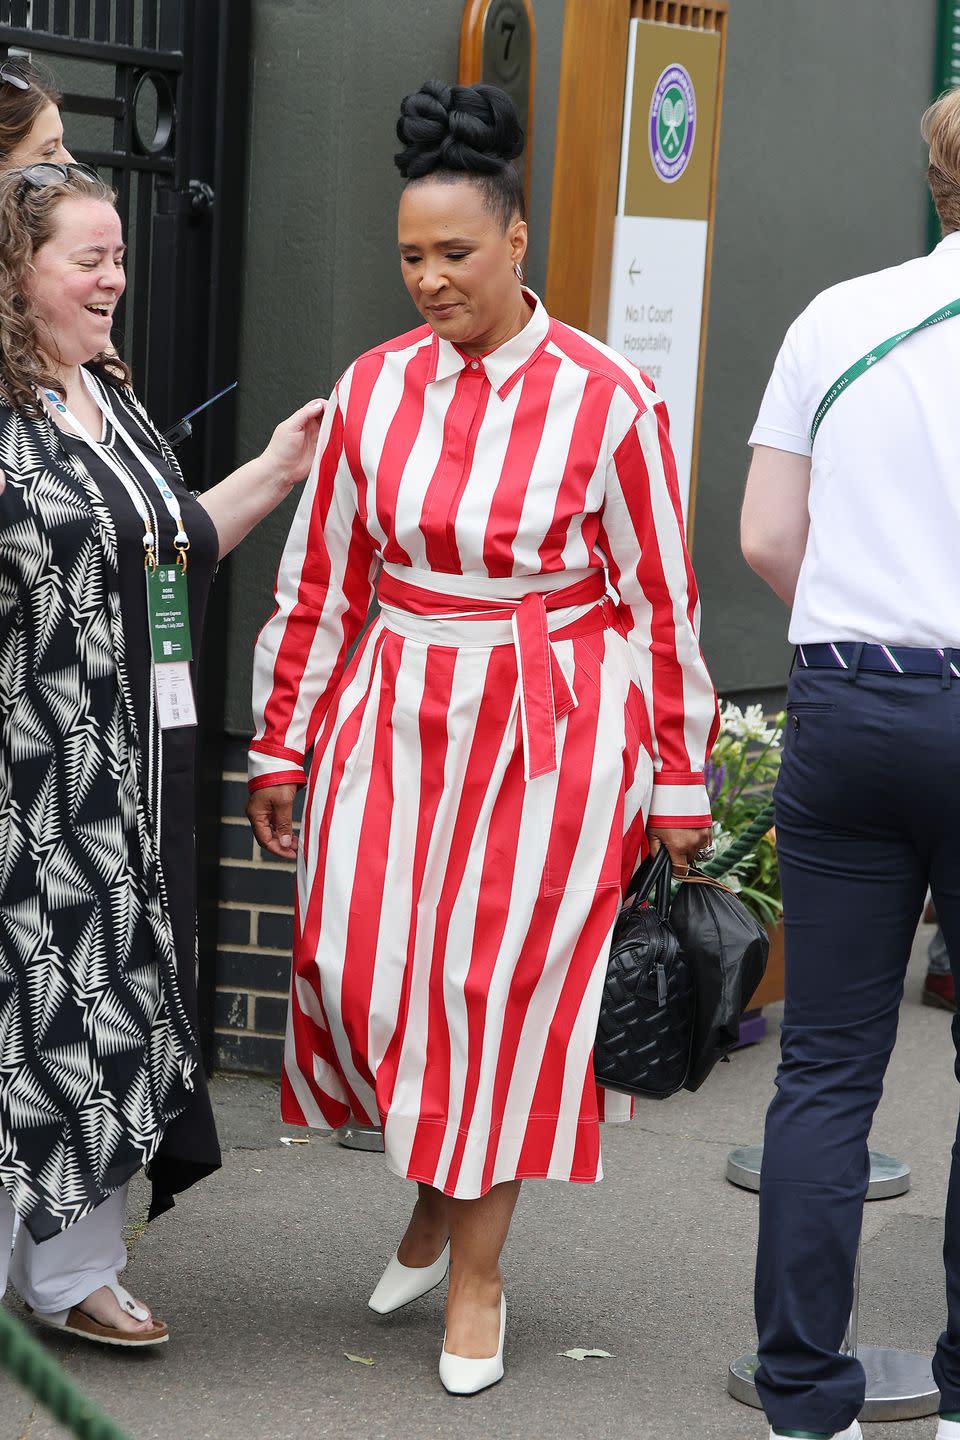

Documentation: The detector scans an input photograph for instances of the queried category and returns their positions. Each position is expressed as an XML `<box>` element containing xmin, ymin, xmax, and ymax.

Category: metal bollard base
<box><xmin>726</xmin><ymin>1145</ymin><xmax>911</xmax><ymax>1200</ymax></box>
<box><xmin>335</xmin><ymin>1124</ymin><xmax>384</xmax><ymax>1152</ymax></box>
<box><xmin>727</xmin><ymin>1353</ymin><xmax>762</xmax><ymax>1409</ymax></box>
<box><xmin>728</xmin><ymin>1348</ymin><xmax>939</xmax><ymax>1422</ymax></box>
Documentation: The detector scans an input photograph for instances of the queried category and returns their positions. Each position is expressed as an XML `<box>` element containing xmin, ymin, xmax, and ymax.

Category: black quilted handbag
<box><xmin>593</xmin><ymin>848</ymin><xmax>694</xmax><ymax>1100</ymax></box>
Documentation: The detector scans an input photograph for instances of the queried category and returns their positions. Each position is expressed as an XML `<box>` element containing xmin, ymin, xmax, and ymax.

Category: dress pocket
<box><xmin>537</xmin><ymin>775</ymin><xmax>623</xmax><ymax>896</ymax></box>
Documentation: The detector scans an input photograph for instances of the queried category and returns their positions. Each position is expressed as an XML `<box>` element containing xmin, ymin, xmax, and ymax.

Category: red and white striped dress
<box><xmin>249</xmin><ymin>294</ymin><xmax>718</xmax><ymax>1198</ymax></box>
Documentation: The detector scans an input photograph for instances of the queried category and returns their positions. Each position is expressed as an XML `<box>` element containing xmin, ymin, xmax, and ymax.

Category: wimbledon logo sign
<box><xmin>649</xmin><ymin>63</ymin><xmax>696</xmax><ymax>183</ymax></box>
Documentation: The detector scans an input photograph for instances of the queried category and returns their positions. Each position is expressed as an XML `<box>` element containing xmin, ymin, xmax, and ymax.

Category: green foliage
<box><xmin>703</xmin><ymin>703</ymin><xmax>783</xmax><ymax>927</ymax></box>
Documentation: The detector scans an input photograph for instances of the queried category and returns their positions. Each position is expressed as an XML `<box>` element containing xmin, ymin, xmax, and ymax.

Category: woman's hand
<box><xmin>647</xmin><ymin>825</ymin><xmax>713</xmax><ymax>877</ymax></box>
<box><xmin>260</xmin><ymin>398</ymin><xmax>327</xmax><ymax>498</ymax></box>
<box><xmin>198</xmin><ymin>399</ymin><xmax>326</xmax><ymax>558</ymax></box>
<box><xmin>246</xmin><ymin>783</ymin><xmax>299</xmax><ymax>860</ymax></box>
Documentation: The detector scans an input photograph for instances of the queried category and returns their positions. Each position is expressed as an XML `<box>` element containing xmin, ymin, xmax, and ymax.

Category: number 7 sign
<box><xmin>460</xmin><ymin>0</ymin><xmax>536</xmax><ymax>205</ymax></box>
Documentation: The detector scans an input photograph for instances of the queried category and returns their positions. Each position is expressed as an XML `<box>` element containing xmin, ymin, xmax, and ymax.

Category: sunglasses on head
<box><xmin>0</xmin><ymin>60</ymin><xmax>29</xmax><ymax>92</ymax></box>
<box><xmin>15</xmin><ymin>161</ymin><xmax>100</xmax><ymax>200</ymax></box>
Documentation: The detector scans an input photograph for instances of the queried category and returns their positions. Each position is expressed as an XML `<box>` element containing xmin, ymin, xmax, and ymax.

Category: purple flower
<box><xmin>704</xmin><ymin>760</ymin><xmax>726</xmax><ymax>803</ymax></box>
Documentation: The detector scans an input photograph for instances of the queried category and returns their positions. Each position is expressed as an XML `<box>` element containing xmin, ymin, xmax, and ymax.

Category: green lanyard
<box><xmin>809</xmin><ymin>294</ymin><xmax>960</xmax><ymax>445</ymax></box>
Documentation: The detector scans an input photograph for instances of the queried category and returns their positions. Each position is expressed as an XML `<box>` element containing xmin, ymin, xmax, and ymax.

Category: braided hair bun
<box><xmin>394</xmin><ymin>81</ymin><xmax>525</xmax><ymax>227</ymax></box>
<box><xmin>395</xmin><ymin>80</ymin><xmax>523</xmax><ymax>179</ymax></box>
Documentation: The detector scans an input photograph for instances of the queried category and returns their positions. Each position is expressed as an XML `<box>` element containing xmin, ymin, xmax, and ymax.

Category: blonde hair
<box><xmin>922</xmin><ymin>88</ymin><xmax>960</xmax><ymax>236</ymax></box>
<box><xmin>0</xmin><ymin>166</ymin><xmax>129</xmax><ymax>414</ymax></box>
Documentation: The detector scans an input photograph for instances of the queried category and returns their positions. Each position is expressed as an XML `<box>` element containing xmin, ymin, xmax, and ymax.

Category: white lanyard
<box><xmin>41</xmin><ymin>368</ymin><xmax>190</xmax><ymax>569</ymax></box>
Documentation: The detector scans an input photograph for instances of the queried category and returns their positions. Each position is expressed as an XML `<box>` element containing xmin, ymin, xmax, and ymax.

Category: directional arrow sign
<box><xmin>606</xmin><ymin>214</ymin><xmax>709</xmax><ymax>523</ymax></box>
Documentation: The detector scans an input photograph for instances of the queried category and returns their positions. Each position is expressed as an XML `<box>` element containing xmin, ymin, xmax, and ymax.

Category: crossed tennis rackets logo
<box><xmin>660</xmin><ymin>93</ymin><xmax>686</xmax><ymax>154</ymax></box>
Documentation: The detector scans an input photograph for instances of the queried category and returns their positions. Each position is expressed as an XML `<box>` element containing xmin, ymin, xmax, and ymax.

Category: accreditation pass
<box><xmin>146</xmin><ymin>565</ymin><xmax>197</xmax><ymax>729</ymax></box>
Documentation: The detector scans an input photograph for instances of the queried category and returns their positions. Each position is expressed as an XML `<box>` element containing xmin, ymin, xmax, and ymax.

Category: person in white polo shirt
<box><xmin>740</xmin><ymin>88</ymin><xmax>960</xmax><ymax>1440</ymax></box>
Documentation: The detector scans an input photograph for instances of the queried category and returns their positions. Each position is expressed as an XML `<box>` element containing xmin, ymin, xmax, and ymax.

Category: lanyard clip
<box><xmin>176</xmin><ymin>540</ymin><xmax>190</xmax><ymax>574</ymax></box>
<box><xmin>143</xmin><ymin>531</ymin><xmax>157</xmax><ymax>573</ymax></box>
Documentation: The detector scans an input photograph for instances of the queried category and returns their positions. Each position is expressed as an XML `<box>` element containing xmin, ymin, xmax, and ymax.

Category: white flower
<box><xmin>741</xmin><ymin>703</ymin><xmax>781</xmax><ymax>745</ymax></box>
<box><xmin>721</xmin><ymin>700</ymin><xmax>781</xmax><ymax>746</ymax></box>
<box><xmin>742</xmin><ymin>703</ymin><xmax>765</xmax><ymax>734</ymax></box>
<box><xmin>719</xmin><ymin>701</ymin><xmax>746</xmax><ymax>738</ymax></box>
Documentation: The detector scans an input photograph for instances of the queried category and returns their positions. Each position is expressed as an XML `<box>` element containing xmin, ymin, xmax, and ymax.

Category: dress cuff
<box><xmin>248</xmin><ymin>746</ymin><xmax>306</xmax><ymax>793</ymax></box>
<box><xmin>648</xmin><ymin>772</ymin><xmax>712</xmax><ymax>828</ymax></box>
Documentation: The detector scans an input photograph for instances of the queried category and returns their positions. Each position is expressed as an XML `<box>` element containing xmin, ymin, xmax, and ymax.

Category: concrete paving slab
<box><xmin>859</xmin><ymin>1216</ymin><xmax>945</xmax><ymax>1352</ymax></box>
<box><xmin>1</xmin><ymin>924</ymin><xmax>957</xmax><ymax>1440</ymax></box>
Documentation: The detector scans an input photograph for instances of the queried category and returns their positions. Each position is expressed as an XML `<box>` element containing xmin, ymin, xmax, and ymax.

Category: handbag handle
<box><xmin>675</xmin><ymin>866</ymin><xmax>738</xmax><ymax>898</ymax></box>
<box><xmin>623</xmin><ymin>846</ymin><xmax>673</xmax><ymax>918</ymax></box>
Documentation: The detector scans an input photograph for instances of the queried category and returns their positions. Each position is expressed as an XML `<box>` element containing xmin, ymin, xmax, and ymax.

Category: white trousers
<box><xmin>0</xmin><ymin>1185</ymin><xmax>128</xmax><ymax>1314</ymax></box>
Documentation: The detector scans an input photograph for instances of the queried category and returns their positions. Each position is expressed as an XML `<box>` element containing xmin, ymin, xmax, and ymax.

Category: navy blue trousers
<box><xmin>755</xmin><ymin>663</ymin><xmax>960</xmax><ymax>1432</ymax></box>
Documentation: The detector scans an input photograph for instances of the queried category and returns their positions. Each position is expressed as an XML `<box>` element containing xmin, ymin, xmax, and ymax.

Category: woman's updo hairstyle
<box><xmin>923</xmin><ymin>87</ymin><xmax>960</xmax><ymax>235</ymax></box>
<box><xmin>395</xmin><ymin>79</ymin><xmax>525</xmax><ymax>229</ymax></box>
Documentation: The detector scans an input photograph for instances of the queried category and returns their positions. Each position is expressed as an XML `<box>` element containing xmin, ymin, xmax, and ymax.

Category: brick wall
<box><xmin>212</xmin><ymin>736</ymin><xmax>299</xmax><ymax>1074</ymax></box>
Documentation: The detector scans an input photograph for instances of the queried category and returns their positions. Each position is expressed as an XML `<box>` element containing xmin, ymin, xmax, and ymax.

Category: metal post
<box><xmin>728</xmin><ymin>1212</ymin><xmax>939</xmax><ymax>1420</ymax></box>
<box><xmin>841</xmin><ymin>1244</ymin><xmax>861</xmax><ymax>1358</ymax></box>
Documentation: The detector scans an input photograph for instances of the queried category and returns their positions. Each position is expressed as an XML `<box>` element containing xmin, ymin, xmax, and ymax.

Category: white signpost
<box><xmin>607</xmin><ymin>215</ymin><xmax>707</xmax><ymax>518</ymax></box>
<box><xmin>604</xmin><ymin>17</ymin><xmax>722</xmax><ymax>532</ymax></box>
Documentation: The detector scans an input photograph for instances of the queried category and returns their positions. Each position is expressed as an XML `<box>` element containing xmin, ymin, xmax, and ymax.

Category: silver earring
<box><xmin>514</xmin><ymin>262</ymin><xmax>524</xmax><ymax>281</ymax></box>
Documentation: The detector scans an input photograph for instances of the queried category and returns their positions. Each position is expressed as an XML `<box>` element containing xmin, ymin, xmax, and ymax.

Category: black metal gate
<box><xmin>0</xmin><ymin>0</ymin><xmax>251</xmax><ymax>1064</ymax></box>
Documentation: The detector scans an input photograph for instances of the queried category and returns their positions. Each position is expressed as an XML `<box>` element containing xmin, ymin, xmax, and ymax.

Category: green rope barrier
<box><xmin>701</xmin><ymin>799</ymin><xmax>776</xmax><ymax>879</ymax></box>
<box><xmin>0</xmin><ymin>1302</ymin><xmax>133</xmax><ymax>1440</ymax></box>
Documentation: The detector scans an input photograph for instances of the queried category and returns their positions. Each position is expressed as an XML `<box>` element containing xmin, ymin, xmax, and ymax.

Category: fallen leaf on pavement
<box><xmin>560</xmin><ymin>1348</ymin><xmax>613</xmax><ymax>1362</ymax></box>
<box><xmin>344</xmin><ymin>1353</ymin><xmax>375</xmax><ymax>1366</ymax></box>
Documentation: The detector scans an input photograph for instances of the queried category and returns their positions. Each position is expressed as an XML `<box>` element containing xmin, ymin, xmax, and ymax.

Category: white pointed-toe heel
<box><xmin>368</xmin><ymin>1241</ymin><xmax>450</xmax><ymax>1314</ymax></box>
<box><xmin>438</xmin><ymin>1293</ymin><xmax>506</xmax><ymax>1396</ymax></box>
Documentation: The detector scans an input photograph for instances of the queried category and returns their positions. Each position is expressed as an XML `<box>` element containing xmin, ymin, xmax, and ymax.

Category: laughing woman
<box><xmin>247</xmin><ymin>81</ymin><xmax>718</xmax><ymax>1393</ymax></box>
<box><xmin>0</xmin><ymin>164</ymin><xmax>322</xmax><ymax>1346</ymax></box>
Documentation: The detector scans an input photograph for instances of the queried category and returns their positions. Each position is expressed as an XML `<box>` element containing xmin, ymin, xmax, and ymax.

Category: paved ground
<box><xmin>2</xmin><ymin>924</ymin><xmax>958</xmax><ymax>1440</ymax></box>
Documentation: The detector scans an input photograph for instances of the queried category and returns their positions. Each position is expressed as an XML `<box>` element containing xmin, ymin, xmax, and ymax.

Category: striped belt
<box><xmin>377</xmin><ymin>566</ymin><xmax>613</xmax><ymax>780</ymax></box>
<box><xmin>795</xmin><ymin>641</ymin><xmax>960</xmax><ymax>679</ymax></box>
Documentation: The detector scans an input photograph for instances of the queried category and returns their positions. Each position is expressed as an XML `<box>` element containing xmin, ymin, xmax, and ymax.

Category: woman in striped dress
<box><xmin>247</xmin><ymin>81</ymin><xmax>718</xmax><ymax>1392</ymax></box>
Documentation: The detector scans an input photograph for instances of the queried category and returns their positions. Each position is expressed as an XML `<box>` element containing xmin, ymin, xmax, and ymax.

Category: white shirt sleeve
<box><xmin>749</xmin><ymin>318</ymin><xmax>813</xmax><ymax>457</ymax></box>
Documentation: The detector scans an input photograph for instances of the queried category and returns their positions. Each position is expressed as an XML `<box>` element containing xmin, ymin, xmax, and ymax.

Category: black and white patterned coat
<box><xmin>0</xmin><ymin>380</ymin><xmax>199</xmax><ymax>1241</ymax></box>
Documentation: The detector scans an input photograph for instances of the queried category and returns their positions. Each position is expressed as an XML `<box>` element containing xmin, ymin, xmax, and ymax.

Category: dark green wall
<box><xmin>695</xmin><ymin>0</ymin><xmax>936</xmax><ymax>695</ymax></box>
<box><xmin>225</xmin><ymin>0</ymin><xmax>564</xmax><ymax>731</ymax></box>
<box><xmin>226</xmin><ymin>0</ymin><xmax>938</xmax><ymax>732</ymax></box>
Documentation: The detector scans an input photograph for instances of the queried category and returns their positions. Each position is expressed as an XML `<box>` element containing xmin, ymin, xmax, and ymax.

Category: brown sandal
<box><xmin>30</xmin><ymin>1281</ymin><xmax>169</xmax><ymax>1348</ymax></box>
